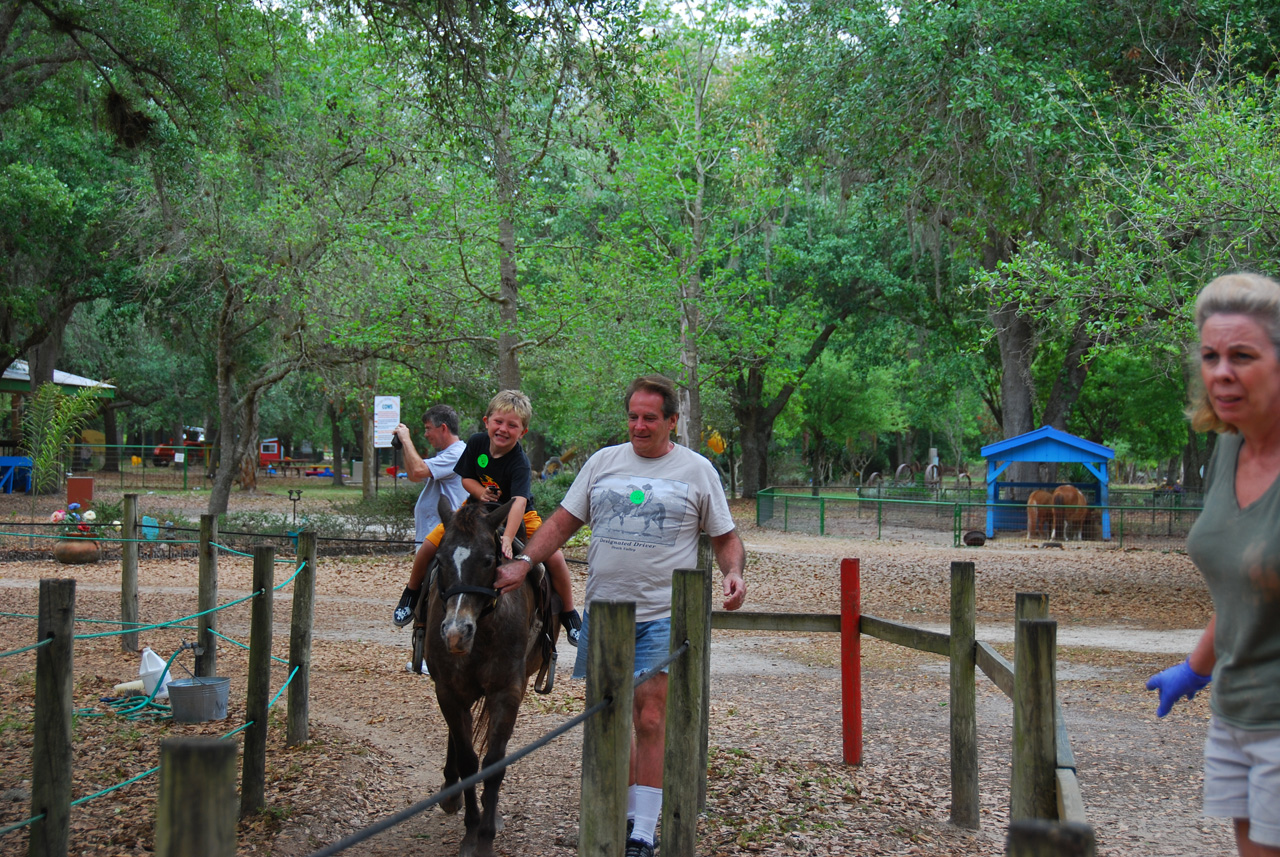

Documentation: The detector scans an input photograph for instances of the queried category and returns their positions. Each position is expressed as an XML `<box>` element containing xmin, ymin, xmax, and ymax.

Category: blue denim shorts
<box><xmin>571</xmin><ymin>611</ymin><xmax>672</xmax><ymax>680</ymax></box>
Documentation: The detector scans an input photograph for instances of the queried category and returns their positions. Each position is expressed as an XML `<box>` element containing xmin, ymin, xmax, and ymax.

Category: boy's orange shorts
<box><xmin>424</xmin><ymin>509</ymin><xmax>542</xmax><ymax>548</ymax></box>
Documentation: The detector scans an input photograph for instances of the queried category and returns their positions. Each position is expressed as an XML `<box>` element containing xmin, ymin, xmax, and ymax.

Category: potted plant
<box><xmin>50</xmin><ymin>502</ymin><xmax>101</xmax><ymax>564</ymax></box>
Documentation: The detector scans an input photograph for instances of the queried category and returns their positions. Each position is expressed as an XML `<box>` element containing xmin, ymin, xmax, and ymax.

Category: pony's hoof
<box><xmin>441</xmin><ymin>791</ymin><xmax>462</xmax><ymax>815</ymax></box>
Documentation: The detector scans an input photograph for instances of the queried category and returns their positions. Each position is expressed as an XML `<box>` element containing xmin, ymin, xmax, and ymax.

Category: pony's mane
<box><xmin>448</xmin><ymin>502</ymin><xmax>490</xmax><ymax>538</ymax></box>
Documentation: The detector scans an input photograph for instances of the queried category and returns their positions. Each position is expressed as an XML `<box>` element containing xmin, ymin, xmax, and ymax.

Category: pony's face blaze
<box><xmin>437</xmin><ymin>515</ymin><xmax>501</xmax><ymax>655</ymax></box>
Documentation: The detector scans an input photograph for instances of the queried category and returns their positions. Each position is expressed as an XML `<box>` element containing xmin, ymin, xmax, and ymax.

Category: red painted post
<box><xmin>840</xmin><ymin>557</ymin><xmax>862</xmax><ymax>765</ymax></box>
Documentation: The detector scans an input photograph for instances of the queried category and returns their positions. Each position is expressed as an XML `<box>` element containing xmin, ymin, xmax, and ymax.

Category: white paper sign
<box><xmin>174</xmin><ymin>452</ymin><xmax>185</xmax><ymax>464</ymax></box>
<box><xmin>373</xmin><ymin>396</ymin><xmax>401</xmax><ymax>448</ymax></box>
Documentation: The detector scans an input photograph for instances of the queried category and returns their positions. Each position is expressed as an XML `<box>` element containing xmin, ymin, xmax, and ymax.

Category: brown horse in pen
<box><xmin>1025</xmin><ymin>489</ymin><xmax>1055</xmax><ymax>540</ymax></box>
<box><xmin>1050</xmin><ymin>484</ymin><xmax>1089</xmax><ymax>541</ymax></box>
<box><xmin>424</xmin><ymin>497</ymin><xmax>560</xmax><ymax>857</ymax></box>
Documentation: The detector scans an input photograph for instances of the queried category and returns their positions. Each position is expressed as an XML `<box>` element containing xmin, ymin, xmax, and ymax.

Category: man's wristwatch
<box><xmin>514</xmin><ymin>554</ymin><xmax>534</xmax><ymax>567</ymax></box>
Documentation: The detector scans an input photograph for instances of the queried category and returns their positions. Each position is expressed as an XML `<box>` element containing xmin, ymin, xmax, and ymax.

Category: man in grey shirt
<box><xmin>493</xmin><ymin>375</ymin><xmax>746</xmax><ymax>857</ymax></box>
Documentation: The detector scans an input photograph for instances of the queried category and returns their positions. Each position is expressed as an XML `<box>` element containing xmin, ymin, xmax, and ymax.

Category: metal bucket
<box><xmin>167</xmin><ymin>677</ymin><xmax>230</xmax><ymax>723</ymax></box>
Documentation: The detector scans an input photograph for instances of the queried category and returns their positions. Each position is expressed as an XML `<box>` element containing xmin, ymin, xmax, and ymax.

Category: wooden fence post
<box><xmin>1012</xmin><ymin>619</ymin><xmax>1058</xmax><ymax>821</ymax></box>
<box><xmin>196</xmin><ymin>514</ymin><xmax>218</xmax><ymax>678</ymax></box>
<box><xmin>663</xmin><ymin>569</ymin><xmax>710</xmax><ymax>857</ymax></box>
<box><xmin>1006</xmin><ymin>819</ymin><xmax>1096</xmax><ymax>856</ymax></box>
<box><xmin>696</xmin><ymin>533</ymin><xmax>712</xmax><ymax>811</ymax></box>
<box><xmin>287</xmin><ymin>532</ymin><xmax>317</xmax><ymax>747</ymax></box>
<box><xmin>240</xmin><ymin>546</ymin><xmax>274</xmax><ymax>818</ymax></box>
<box><xmin>1016</xmin><ymin>592</ymin><xmax>1049</xmax><ymax>623</ymax></box>
<box><xmin>155</xmin><ymin>738</ymin><xmax>237</xmax><ymax>857</ymax></box>
<box><xmin>30</xmin><ymin>578</ymin><xmax>75</xmax><ymax>857</ymax></box>
<box><xmin>840</xmin><ymin>558</ymin><xmax>862</xmax><ymax>765</ymax></box>
<box><xmin>950</xmin><ymin>561</ymin><xmax>979</xmax><ymax>828</ymax></box>
<box><xmin>579</xmin><ymin>600</ymin><xmax>635</xmax><ymax>857</ymax></box>
<box><xmin>120</xmin><ymin>493</ymin><xmax>139</xmax><ymax>653</ymax></box>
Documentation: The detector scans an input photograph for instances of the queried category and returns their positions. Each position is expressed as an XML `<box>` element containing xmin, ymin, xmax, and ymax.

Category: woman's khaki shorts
<box><xmin>1204</xmin><ymin>716</ymin><xmax>1280</xmax><ymax>847</ymax></box>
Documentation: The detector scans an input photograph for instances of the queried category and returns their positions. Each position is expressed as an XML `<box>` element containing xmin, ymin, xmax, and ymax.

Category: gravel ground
<box><xmin>0</xmin><ymin>492</ymin><xmax>1232</xmax><ymax>855</ymax></box>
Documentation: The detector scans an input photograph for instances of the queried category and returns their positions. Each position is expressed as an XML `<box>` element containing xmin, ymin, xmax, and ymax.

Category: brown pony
<box><xmin>1026</xmin><ymin>489</ymin><xmax>1055</xmax><ymax>540</ymax></box>
<box><xmin>425</xmin><ymin>497</ymin><xmax>558</xmax><ymax>857</ymax></box>
<box><xmin>1051</xmin><ymin>484</ymin><xmax>1088</xmax><ymax>541</ymax></box>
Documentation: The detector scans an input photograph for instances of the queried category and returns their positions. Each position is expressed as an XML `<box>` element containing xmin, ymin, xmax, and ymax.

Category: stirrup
<box><xmin>534</xmin><ymin>648</ymin><xmax>557</xmax><ymax>694</ymax></box>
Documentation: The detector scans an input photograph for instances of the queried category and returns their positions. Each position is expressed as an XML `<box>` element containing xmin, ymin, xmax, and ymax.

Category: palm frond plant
<box><xmin>20</xmin><ymin>383</ymin><xmax>103</xmax><ymax>520</ymax></box>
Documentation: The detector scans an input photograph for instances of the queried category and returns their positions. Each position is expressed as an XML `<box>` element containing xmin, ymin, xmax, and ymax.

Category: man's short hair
<box><xmin>423</xmin><ymin>404</ymin><xmax>460</xmax><ymax>436</ymax></box>
<box><xmin>624</xmin><ymin>375</ymin><xmax>679</xmax><ymax>419</ymax></box>
<box><xmin>486</xmin><ymin>390</ymin><xmax>533</xmax><ymax>428</ymax></box>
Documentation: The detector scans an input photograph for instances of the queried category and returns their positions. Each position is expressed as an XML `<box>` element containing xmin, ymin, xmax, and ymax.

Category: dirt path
<box><xmin>0</xmin><ymin>518</ymin><xmax>1233</xmax><ymax>855</ymax></box>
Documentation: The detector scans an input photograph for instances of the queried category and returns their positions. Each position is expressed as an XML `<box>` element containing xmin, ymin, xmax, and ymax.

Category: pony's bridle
<box><xmin>435</xmin><ymin>537</ymin><xmax>502</xmax><ymax>618</ymax></box>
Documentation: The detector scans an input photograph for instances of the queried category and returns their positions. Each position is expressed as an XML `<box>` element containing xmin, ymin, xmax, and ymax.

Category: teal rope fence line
<box><xmin>274</xmin><ymin>560</ymin><xmax>306</xmax><ymax>591</ymax></box>
<box><xmin>0</xmin><ymin>637</ymin><xmax>51</xmax><ymax>659</ymax></box>
<box><xmin>73</xmin><ymin>589</ymin><xmax>264</xmax><ymax>641</ymax></box>
<box><xmin>270</xmin><ymin>666</ymin><xmax>300</xmax><ymax>709</ymax></box>
<box><xmin>209</xmin><ymin>629</ymin><xmax>289</xmax><ymax>665</ymax></box>
<box><xmin>0</xmin><ymin>813</ymin><xmax>43</xmax><ymax>836</ymax></box>
<box><xmin>210</xmin><ymin>541</ymin><xmax>254</xmax><ymax>557</ymax></box>
<box><xmin>70</xmin><ymin>765</ymin><xmax>161</xmax><ymax>808</ymax></box>
<box><xmin>0</xmin><ymin>530</ymin><xmax>197</xmax><ymax>545</ymax></box>
<box><xmin>0</xmin><ymin>611</ymin><xmax>197</xmax><ymax>631</ymax></box>
<box><xmin>64</xmin><ymin>663</ymin><xmax>300</xmax><ymax>812</ymax></box>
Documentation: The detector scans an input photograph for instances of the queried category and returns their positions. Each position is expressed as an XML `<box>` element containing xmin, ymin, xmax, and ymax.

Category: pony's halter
<box><xmin>436</xmin><ymin>540</ymin><xmax>501</xmax><ymax>618</ymax></box>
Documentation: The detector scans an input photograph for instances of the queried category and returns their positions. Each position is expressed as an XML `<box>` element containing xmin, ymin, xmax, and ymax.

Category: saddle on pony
<box><xmin>411</xmin><ymin>504</ymin><xmax>561</xmax><ymax>693</ymax></box>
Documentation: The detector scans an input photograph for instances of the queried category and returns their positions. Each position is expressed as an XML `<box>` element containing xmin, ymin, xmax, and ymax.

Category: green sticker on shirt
<box><xmin>629</xmin><ymin>490</ymin><xmax>644</xmax><ymax>505</ymax></box>
<box><xmin>478</xmin><ymin>454</ymin><xmax>489</xmax><ymax>467</ymax></box>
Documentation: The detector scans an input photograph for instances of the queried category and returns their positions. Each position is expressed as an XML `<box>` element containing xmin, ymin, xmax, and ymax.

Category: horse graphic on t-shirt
<box><xmin>597</xmin><ymin>485</ymin><xmax>667</xmax><ymax>536</ymax></box>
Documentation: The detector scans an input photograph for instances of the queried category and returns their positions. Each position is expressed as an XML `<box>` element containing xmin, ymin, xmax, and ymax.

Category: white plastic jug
<box><xmin>139</xmin><ymin>647</ymin><xmax>171</xmax><ymax>700</ymax></box>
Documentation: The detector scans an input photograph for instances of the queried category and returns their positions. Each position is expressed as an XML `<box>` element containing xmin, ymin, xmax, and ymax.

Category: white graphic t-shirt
<box><xmin>562</xmin><ymin>442</ymin><xmax>735</xmax><ymax>621</ymax></box>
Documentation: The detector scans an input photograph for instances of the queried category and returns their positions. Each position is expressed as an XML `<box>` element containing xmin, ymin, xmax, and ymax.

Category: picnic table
<box><xmin>262</xmin><ymin>458</ymin><xmax>309</xmax><ymax>477</ymax></box>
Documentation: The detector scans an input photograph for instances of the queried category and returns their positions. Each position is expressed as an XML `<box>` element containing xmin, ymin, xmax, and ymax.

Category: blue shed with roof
<box><xmin>980</xmin><ymin>426</ymin><xmax>1114</xmax><ymax>539</ymax></box>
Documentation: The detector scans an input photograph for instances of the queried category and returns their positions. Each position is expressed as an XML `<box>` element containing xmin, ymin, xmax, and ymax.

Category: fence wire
<box><xmin>757</xmin><ymin>489</ymin><xmax>1200</xmax><ymax>552</ymax></box>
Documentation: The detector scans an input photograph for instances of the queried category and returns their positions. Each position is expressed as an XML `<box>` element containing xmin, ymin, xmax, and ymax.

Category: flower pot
<box><xmin>53</xmin><ymin>537</ymin><xmax>100</xmax><ymax>564</ymax></box>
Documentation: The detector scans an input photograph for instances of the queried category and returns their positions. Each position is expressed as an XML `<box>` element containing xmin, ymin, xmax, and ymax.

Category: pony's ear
<box><xmin>484</xmin><ymin>499</ymin><xmax>516</xmax><ymax>531</ymax></box>
<box><xmin>438</xmin><ymin>495</ymin><xmax>455</xmax><ymax>527</ymax></box>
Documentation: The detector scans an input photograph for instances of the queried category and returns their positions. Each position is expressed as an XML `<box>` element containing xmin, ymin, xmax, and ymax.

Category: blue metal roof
<box><xmin>980</xmin><ymin>426</ymin><xmax>1114</xmax><ymax>464</ymax></box>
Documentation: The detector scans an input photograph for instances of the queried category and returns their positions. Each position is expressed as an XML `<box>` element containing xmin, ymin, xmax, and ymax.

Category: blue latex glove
<box><xmin>1146</xmin><ymin>659</ymin><xmax>1212</xmax><ymax>717</ymax></box>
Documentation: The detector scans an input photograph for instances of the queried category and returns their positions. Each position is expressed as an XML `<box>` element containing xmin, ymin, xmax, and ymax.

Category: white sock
<box><xmin>631</xmin><ymin>785</ymin><xmax>662</xmax><ymax>845</ymax></box>
<box><xmin>627</xmin><ymin>784</ymin><xmax>637</xmax><ymax>823</ymax></box>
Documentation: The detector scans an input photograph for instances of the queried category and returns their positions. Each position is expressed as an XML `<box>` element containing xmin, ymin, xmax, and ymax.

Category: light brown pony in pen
<box><xmin>1050</xmin><ymin>484</ymin><xmax>1088</xmax><ymax>541</ymax></box>
<box><xmin>1025</xmin><ymin>489</ymin><xmax>1055</xmax><ymax>540</ymax></box>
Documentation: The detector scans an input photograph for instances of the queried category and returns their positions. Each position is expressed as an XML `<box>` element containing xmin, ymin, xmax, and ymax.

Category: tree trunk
<box><xmin>1182</xmin><ymin>428</ymin><xmax>1215</xmax><ymax>494</ymax></box>
<box><xmin>27</xmin><ymin>303</ymin><xmax>75</xmax><ymax>391</ymax></box>
<box><xmin>494</xmin><ymin>117</ymin><xmax>522</xmax><ymax>392</ymax></box>
<box><xmin>990</xmin><ymin>298</ymin><xmax>1037</xmax><ymax>483</ymax></box>
<box><xmin>357</xmin><ymin>362</ymin><xmax>376</xmax><ymax>501</ymax></box>
<box><xmin>732</xmin><ymin>321</ymin><xmax>845</xmax><ymax>498</ymax></box>
<box><xmin>1040</xmin><ymin>317</ymin><xmax>1094</xmax><ymax>432</ymax></box>
<box><xmin>102</xmin><ymin>405</ymin><xmax>121</xmax><ymax>473</ymax></box>
<box><xmin>328</xmin><ymin>401</ymin><xmax>345</xmax><ymax>487</ymax></box>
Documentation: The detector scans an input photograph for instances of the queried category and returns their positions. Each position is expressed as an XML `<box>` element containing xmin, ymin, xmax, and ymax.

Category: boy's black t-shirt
<box><xmin>454</xmin><ymin>431</ymin><xmax>535</xmax><ymax>510</ymax></box>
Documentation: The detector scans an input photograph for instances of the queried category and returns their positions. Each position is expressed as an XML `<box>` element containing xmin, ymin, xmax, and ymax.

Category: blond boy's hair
<box><xmin>486</xmin><ymin>389</ymin><xmax>533</xmax><ymax>428</ymax></box>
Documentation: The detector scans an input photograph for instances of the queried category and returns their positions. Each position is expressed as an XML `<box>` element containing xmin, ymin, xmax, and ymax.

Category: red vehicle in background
<box><xmin>152</xmin><ymin>429</ymin><xmax>209</xmax><ymax>467</ymax></box>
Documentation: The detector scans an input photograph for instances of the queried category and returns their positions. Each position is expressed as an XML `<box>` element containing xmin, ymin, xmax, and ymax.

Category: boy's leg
<box><xmin>521</xmin><ymin>511</ymin><xmax>582</xmax><ymax>645</ymax></box>
<box><xmin>546</xmin><ymin>550</ymin><xmax>582</xmax><ymax>645</ymax></box>
<box><xmin>394</xmin><ymin>529</ymin><xmax>442</xmax><ymax>626</ymax></box>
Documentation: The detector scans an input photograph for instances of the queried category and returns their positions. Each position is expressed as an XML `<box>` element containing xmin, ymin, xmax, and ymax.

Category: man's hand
<box><xmin>1146</xmin><ymin>659</ymin><xmax>1211</xmax><ymax>718</ymax></box>
<box><xmin>722</xmin><ymin>570</ymin><xmax>746</xmax><ymax>610</ymax></box>
<box><xmin>494</xmin><ymin>558</ymin><xmax>531</xmax><ymax>596</ymax></box>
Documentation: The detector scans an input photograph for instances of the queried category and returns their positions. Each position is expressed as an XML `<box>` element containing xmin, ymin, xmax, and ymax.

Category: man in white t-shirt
<box><xmin>494</xmin><ymin>375</ymin><xmax>746</xmax><ymax>857</ymax></box>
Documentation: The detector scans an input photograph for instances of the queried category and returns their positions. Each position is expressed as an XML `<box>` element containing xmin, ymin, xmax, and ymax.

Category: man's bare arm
<box><xmin>711</xmin><ymin>529</ymin><xmax>746</xmax><ymax>610</ymax></box>
<box><xmin>494</xmin><ymin>506</ymin><xmax>585</xmax><ymax>595</ymax></box>
<box><xmin>394</xmin><ymin>424</ymin><xmax>432</xmax><ymax>482</ymax></box>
